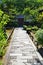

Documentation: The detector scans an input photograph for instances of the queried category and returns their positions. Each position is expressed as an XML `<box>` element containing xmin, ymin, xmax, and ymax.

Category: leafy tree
<box><xmin>23</xmin><ymin>7</ymin><xmax>30</xmax><ymax>20</ymax></box>
<box><xmin>30</xmin><ymin>9</ymin><xmax>39</xmax><ymax>22</ymax></box>
<box><xmin>36</xmin><ymin>12</ymin><xmax>43</xmax><ymax>24</ymax></box>
<box><xmin>23</xmin><ymin>7</ymin><xmax>30</xmax><ymax>15</ymax></box>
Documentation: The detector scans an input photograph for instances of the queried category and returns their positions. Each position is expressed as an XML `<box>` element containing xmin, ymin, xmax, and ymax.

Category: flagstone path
<box><xmin>5</xmin><ymin>28</ymin><xmax>43</xmax><ymax>65</ymax></box>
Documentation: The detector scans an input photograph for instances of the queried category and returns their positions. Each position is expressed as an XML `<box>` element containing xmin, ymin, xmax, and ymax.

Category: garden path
<box><xmin>5</xmin><ymin>28</ymin><xmax>43</xmax><ymax>65</ymax></box>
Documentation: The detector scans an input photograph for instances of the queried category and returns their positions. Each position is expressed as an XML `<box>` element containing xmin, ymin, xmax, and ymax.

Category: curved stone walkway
<box><xmin>6</xmin><ymin>28</ymin><xmax>43</xmax><ymax>65</ymax></box>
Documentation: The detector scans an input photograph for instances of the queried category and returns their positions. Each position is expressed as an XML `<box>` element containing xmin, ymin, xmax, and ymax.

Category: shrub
<box><xmin>26</xmin><ymin>25</ymin><xmax>32</xmax><ymax>31</ymax></box>
<box><xmin>32</xmin><ymin>26</ymin><xmax>38</xmax><ymax>31</ymax></box>
<box><xmin>0</xmin><ymin>29</ymin><xmax>7</xmax><ymax>57</ymax></box>
<box><xmin>26</xmin><ymin>27</ymin><xmax>32</xmax><ymax>34</ymax></box>
<box><xmin>0</xmin><ymin>40</ymin><xmax>7</xmax><ymax>57</ymax></box>
<box><xmin>28</xmin><ymin>25</ymin><xmax>32</xmax><ymax>28</ymax></box>
<box><xmin>23</xmin><ymin>25</ymin><xmax>27</xmax><ymax>30</ymax></box>
<box><xmin>26</xmin><ymin>28</ymin><xmax>32</xmax><ymax>31</ymax></box>
<box><xmin>35</xmin><ymin>29</ymin><xmax>43</xmax><ymax>45</ymax></box>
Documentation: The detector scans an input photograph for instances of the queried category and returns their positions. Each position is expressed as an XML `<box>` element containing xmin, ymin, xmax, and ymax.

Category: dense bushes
<box><xmin>35</xmin><ymin>29</ymin><xmax>43</xmax><ymax>45</ymax></box>
<box><xmin>23</xmin><ymin>25</ymin><xmax>39</xmax><ymax>34</ymax></box>
<box><xmin>23</xmin><ymin>25</ymin><xmax>38</xmax><ymax>31</ymax></box>
<box><xmin>23</xmin><ymin>25</ymin><xmax>43</xmax><ymax>46</ymax></box>
<box><xmin>32</xmin><ymin>26</ymin><xmax>38</xmax><ymax>31</ymax></box>
<box><xmin>0</xmin><ymin>10</ymin><xmax>9</xmax><ymax>57</ymax></box>
<box><xmin>23</xmin><ymin>25</ymin><xmax>27</xmax><ymax>30</ymax></box>
<box><xmin>0</xmin><ymin>30</ymin><xmax>7</xmax><ymax>57</ymax></box>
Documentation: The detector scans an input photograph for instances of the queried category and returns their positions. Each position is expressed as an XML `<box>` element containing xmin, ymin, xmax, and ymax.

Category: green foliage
<box><xmin>30</xmin><ymin>9</ymin><xmax>38</xmax><ymax>21</ymax></box>
<box><xmin>32</xmin><ymin>26</ymin><xmax>38</xmax><ymax>31</ymax></box>
<box><xmin>0</xmin><ymin>48</ymin><xmax>6</xmax><ymax>57</ymax></box>
<box><xmin>1</xmin><ymin>14</ymin><xmax>9</xmax><ymax>27</ymax></box>
<box><xmin>0</xmin><ymin>10</ymin><xmax>4</xmax><ymax>22</ymax></box>
<box><xmin>41</xmin><ymin>24</ymin><xmax>43</xmax><ymax>29</ymax></box>
<box><xmin>28</xmin><ymin>25</ymin><xmax>32</xmax><ymax>28</ymax></box>
<box><xmin>23</xmin><ymin>25</ymin><xmax>38</xmax><ymax>34</ymax></box>
<box><xmin>26</xmin><ymin>28</ymin><xmax>32</xmax><ymax>31</ymax></box>
<box><xmin>23</xmin><ymin>25</ymin><xmax>27</xmax><ymax>30</ymax></box>
<box><xmin>0</xmin><ymin>10</ymin><xmax>10</xmax><ymax>28</ymax></box>
<box><xmin>23</xmin><ymin>7</ymin><xmax>30</xmax><ymax>15</ymax></box>
<box><xmin>23</xmin><ymin>7</ymin><xmax>30</xmax><ymax>20</ymax></box>
<box><xmin>0</xmin><ymin>10</ymin><xmax>9</xmax><ymax>57</ymax></box>
<box><xmin>24</xmin><ymin>25</ymin><xmax>38</xmax><ymax>31</ymax></box>
<box><xmin>36</xmin><ymin>12</ymin><xmax>43</xmax><ymax>23</ymax></box>
<box><xmin>0</xmin><ymin>31</ymin><xmax>7</xmax><ymax>57</ymax></box>
<box><xmin>35</xmin><ymin>29</ymin><xmax>43</xmax><ymax>45</ymax></box>
<box><xmin>1</xmin><ymin>0</ymin><xmax>43</xmax><ymax>25</ymax></box>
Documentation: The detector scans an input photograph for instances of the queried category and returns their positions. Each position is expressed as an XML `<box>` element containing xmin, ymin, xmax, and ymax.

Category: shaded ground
<box><xmin>6</xmin><ymin>29</ymin><xmax>13</xmax><ymax>38</ymax></box>
<box><xmin>38</xmin><ymin>48</ymin><xmax>43</xmax><ymax>57</ymax></box>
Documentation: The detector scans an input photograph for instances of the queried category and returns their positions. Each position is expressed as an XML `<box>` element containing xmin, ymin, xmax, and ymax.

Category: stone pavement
<box><xmin>6</xmin><ymin>28</ymin><xmax>42</xmax><ymax>65</ymax></box>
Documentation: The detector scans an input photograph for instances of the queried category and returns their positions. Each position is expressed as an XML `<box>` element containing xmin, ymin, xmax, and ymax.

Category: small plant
<box><xmin>26</xmin><ymin>25</ymin><xmax>32</xmax><ymax>31</ymax></box>
<box><xmin>35</xmin><ymin>29</ymin><xmax>43</xmax><ymax>45</ymax></box>
<box><xmin>26</xmin><ymin>28</ymin><xmax>32</xmax><ymax>34</ymax></box>
<box><xmin>32</xmin><ymin>26</ymin><xmax>38</xmax><ymax>31</ymax></box>
<box><xmin>26</xmin><ymin>28</ymin><xmax>32</xmax><ymax>31</ymax></box>
<box><xmin>28</xmin><ymin>25</ymin><xmax>32</xmax><ymax>28</ymax></box>
<box><xmin>23</xmin><ymin>25</ymin><xmax>27</xmax><ymax>30</ymax></box>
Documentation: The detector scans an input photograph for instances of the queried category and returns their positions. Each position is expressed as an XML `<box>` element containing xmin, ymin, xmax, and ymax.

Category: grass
<box><xmin>0</xmin><ymin>59</ymin><xmax>3</xmax><ymax>65</ymax></box>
